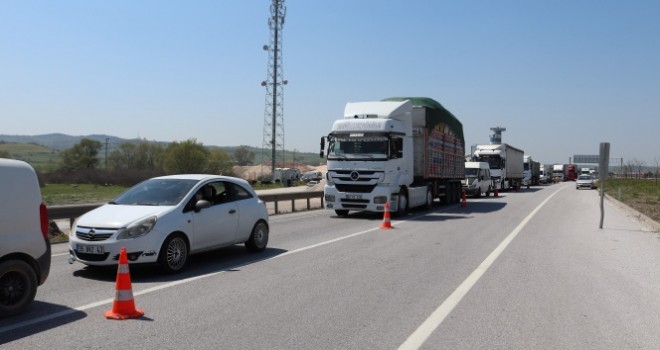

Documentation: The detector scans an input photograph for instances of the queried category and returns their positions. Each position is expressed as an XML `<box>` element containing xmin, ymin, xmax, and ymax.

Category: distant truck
<box><xmin>472</xmin><ymin>143</ymin><xmax>524</xmax><ymax>190</ymax></box>
<box><xmin>522</xmin><ymin>155</ymin><xmax>541</xmax><ymax>186</ymax></box>
<box><xmin>566</xmin><ymin>164</ymin><xmax>579</xmax><ymax>181</ymax></box>
<box><xmin>552</xmin><ymin>164</ymin><xmax>565</xmax><ymax>182</ymax></box>
<box><xmin>321</xmin><ymin>97</ymin><xmax>465</xmax><ymax>216</ymax></box>
<box><xmin>463</xmin><ymin>161</ymin><xmax>493</xmax><ymax>197</ymax></box>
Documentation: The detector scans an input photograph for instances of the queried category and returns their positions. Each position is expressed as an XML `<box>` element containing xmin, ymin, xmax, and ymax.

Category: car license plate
<box><xmin>346</xmin><ymin>194</ymin><xmax>362</xmax><ymax>200</ymax></box>
<box><xmin>76</xmin><ymin>244</ymin><xmax>105</xmax><ymax>255</ymax></box>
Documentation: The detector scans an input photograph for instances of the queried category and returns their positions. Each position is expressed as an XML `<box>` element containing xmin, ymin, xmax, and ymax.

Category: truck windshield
<box><xmin>477</xmin><ymin>155</ymin><xmax>502</xmax><ymax>170</ymax></box>
<box><xmin>465</xmin><ymin>168</ymin><xmax>478</xmax><ymax>177</ymax></box>
<box><xmin>327</xmin><ymin>136</ymin><xmax>389</xmax><ymax>160</ymax></box>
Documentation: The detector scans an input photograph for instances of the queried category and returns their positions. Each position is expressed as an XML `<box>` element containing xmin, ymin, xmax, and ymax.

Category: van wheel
<box><xmin>245</xmin><ymin>221</ymin><xmax>269</xmax><ymax>252</ymax></box>
<box><xmin>0</xmin><ymin>260</ymin><xmax>37</xmax><ymax>317</ymax></box>
<box><xmin>334</xmin><ymin>210</ymin><xmax>349</xmax><ymax>217</ymax></box>
<box><xmin>485</xmin><ymin>186</ymin><xmax>491</xmax><ymax>197</ymax></box>
<box><xmin>158</xmin><ymin>234</ymin><xmax>188</xmax><ymax>274</ymax></box>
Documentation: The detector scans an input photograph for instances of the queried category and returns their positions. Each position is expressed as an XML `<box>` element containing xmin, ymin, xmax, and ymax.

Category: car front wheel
<box><xmin>158</xmin><ymin>234</ymin><xmax>189</xmax><ymax>274</ymax></box>
<box><xmin>0</xmin><ymin>260</ymin><xmax>38</xmax><ymax>317</ymax></box>
<box><xmin>246</xmin><ymin>221</ymin><xmax>269</xmax><ymax>252</ymax></box>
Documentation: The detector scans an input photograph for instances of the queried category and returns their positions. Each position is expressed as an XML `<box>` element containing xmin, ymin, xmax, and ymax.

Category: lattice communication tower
<box><xmin>261</xmin><ymin>0</ymin><xmax>287</xmax><ymax>178</ymax></box>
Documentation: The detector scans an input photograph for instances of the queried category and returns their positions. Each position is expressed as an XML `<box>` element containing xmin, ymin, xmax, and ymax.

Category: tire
<box><xmin>0</xmin><ymin>260</ymin><xmax>38</xmax><ymax>317</ymax></box>
<box><xmin>396</xmin><ymin>189</ymin><xmax>409</xmax><ymax>216</ymax></box>
<box><xmin>424</xmin><ymin>187</ymin><xmax>433</xmax><ymax>210</ymax></box>
<box><xmin>334</xmin><ymin>209</ymin><xmax>349</xmax><ymax>217</ymax></box>
<box><xmin>485</xmin><ymin>186</ymin><xmax>491</xmax><ymax>197</ymax></box>
<box><xmin>158</xmin><ymin>234</ymin><xmax>189</xmax><ymax>274</ymax></box>
<box><xmin>245</xmin><ymin>221</ymin><xmax>269</xmax><ymax>252</ymax></box>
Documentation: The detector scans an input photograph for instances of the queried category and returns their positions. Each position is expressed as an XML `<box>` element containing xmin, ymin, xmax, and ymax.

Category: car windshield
<box><xmin>578</xmin><ymin>175</ymin><xmax>592</xmax><ymax>180</ymax></box>
<box><xmin>465</xmin><ymin>168</ymin><xmax>478</xmax><ymax>177</ymax></box>
<box><xmin>112</xmin><ymin>179</ymin><xmax>198</xmax><ymax>206</ymax></box>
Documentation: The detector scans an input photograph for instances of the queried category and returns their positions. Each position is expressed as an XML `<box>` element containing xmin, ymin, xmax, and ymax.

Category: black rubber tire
<box><xmin>0</xmin><ymin>260</ymin><xmax>38</xmax><ymax>317</ymax></box>
<box><xmin>485</xmin><ymin>186</ymin><xmax>491</xmax><ymax>197</ymax></box>
<box><xmin>334</xmin><ymin>210</ymin><xmax>349</xmax><ymax>217</ymax></box>
<box><xmin>396</xmin><ymin>189</ymin><xmax>409</xmax><ymax>216</ymax></box>
<box><xmin>424</xmin><ymin>187</ymin><xmax>433</xmax><ymax>210</ymax></box>
<box><xmin>158</xmin><ymin>234</ymin><xmax>189</xmax><ymax>274</ymax></box>
<box><xmin>245</xmin><ymin>221</ymin><xmax>269</xmax><ymax>252</ymax></box>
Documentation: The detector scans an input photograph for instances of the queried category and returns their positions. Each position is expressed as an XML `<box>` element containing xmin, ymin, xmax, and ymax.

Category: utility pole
<box><xmin>105</xmin><ymin>137</ymin><xmax>109</xmax><ymax>169</ymax></box>
<box><xmin>261</xmin><ymin>0</ymin><xmax>287</xmax><ymax>181</ymax></box>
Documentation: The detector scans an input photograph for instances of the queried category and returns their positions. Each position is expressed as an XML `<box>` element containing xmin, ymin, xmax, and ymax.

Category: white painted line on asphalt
<box><xmin>398</xmin><ymin>185</ymin><xmax>568</xmax><ymax>350</ymax></box>
<box><xmin>5</xmin><ymin>207</ymin><xmax>451</xmax><ymax>335</ymax></box>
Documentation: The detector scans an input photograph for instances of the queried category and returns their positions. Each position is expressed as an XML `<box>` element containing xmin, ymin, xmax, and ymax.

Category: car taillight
<box><xmin>40</xmin><ymin>202</ymin><xmax>49</xmax><ymax>240</ymax></box>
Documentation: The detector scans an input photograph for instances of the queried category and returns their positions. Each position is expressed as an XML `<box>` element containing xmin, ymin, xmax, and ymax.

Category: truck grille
<box><xmin>335</xmin><ymin>184</ymin><xmax>377</xmax><ymax>193</ymax></box>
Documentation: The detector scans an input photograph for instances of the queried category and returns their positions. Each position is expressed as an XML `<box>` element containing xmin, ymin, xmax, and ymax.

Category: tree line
<box><xmin>41</xmin><ymin>138</ymin><xmax>255</xmax><ymax>186</ymax></box>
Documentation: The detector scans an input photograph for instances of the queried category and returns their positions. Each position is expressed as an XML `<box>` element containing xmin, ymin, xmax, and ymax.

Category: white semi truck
<box><xmin>523</xmin><ymin>155</ymin><xmax>541</xmax><ymax>186</ymax></box>
<box><xmin>472</xmin><ymin>143</ymin><xmax>524</xmax><ymax>190</ymax></box>
<box><xmin>321</xmin><ymin>97</ymin><xmax>465</xmax><ymax>216</ymax></box>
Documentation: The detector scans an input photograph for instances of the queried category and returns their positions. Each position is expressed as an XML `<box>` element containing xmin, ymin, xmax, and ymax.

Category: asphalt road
<box><xmin>2</xmin><ymin>182</ymin><xmax>659</xmax><ymax>349</ymax></box>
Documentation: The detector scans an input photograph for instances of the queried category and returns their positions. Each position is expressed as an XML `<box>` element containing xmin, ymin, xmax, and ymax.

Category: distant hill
<box><xmin>0</xmin><ymin>133</ymin><xmax>324</xmax><ymax>168</ymax></box>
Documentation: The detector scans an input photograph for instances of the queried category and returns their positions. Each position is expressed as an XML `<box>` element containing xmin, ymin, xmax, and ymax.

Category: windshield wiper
<box><xmin>108</xmin><ymin>201</ymin><xmax>118</xmax><ymax>205</ymax></box>
<box><xmin>136</xmin><ymin>202</ymin><xmax>159</xmax><ymax>206</ymax></box>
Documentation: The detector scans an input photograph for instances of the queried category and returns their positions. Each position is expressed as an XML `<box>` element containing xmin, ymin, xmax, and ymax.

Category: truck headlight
<box><xmin>117</xmin><ymin>216</ymin><xmax>157</xmax><ymax>240</ymax></box>
<box><xmin>374</xmin><ymin>196</ymin><xmax>388</xmax><ymax>204</ymax></box>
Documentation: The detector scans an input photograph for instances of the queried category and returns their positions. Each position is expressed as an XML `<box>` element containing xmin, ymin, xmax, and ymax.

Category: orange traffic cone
<box><xmin>461</xmin><ymin>190</ymin><xmax>467</xmax><ymax>207</ymax></box>
<box><xmin>380</xmin><ymin>202</ymin><xmax>393</xmax><ymax>229</ymax></box>
<box><xmin>494</xmin><ymin>187</ymin><xmax>499</xmax><ymax>197</ymax></box>
<box><xmin>105</xmin><ymin>247</ymin><xmax>144</xmax><ymax>320</ymax></box>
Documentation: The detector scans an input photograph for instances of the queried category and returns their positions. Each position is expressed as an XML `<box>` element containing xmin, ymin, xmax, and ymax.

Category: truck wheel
<box><xmin>334</xmin><ymin>210</ymin><xmax>349</xmax><ymax>217</ymax></box>
<box><xmin>396</xmin><ymin>190</ymin><xmax>408</xmax><ymax>216</ymax></box>
<box><xmin>424</xmin><ymin>187</ymin><xmax>433</xmax><ymax>210</ymax></box>
<box><xmin>0</xmin><ymin>260</ymin><xmax>38</xmax><ymax>317</ymax></box>
<box><xmin>485</xmin><ymin>186</ymin><xmax>491</xmax><ymax>197</ymax></box>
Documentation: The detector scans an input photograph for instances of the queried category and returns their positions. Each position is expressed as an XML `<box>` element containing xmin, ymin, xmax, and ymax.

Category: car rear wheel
<box><xmin>158</xmin><ymin>234</ymin><xmax>188</xmax><ymax>274</ymax></box>
<box><xmin>0</xmin><ymin>260</ymin><xmax>37</xmax><ymax>317</ymax></box>
<box><xmin>246</xmin><ymin>221</ymin><xmax>269</xmax><ymax>252</ymax></box>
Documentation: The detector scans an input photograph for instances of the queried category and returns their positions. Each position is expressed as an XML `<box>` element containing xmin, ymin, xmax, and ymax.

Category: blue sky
<box><xmin>1</xmin><ymin>1</ymin><xmax>659</xmax><ymax>165</ymax></box>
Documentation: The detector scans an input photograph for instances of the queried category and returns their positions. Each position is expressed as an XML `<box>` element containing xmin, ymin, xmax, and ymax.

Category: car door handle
<box><xmin>229</xmin><ymin>209</ymin><xmax>236</xmax><ymax>214</ymax></box>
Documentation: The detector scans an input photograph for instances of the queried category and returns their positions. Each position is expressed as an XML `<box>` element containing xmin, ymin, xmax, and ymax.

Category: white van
<box><xmin>0</xmin><ymin>158</ymin><xmax>51</xmax><ymax>317</ymax></box>
<box><xmin>463</xmin><ymin>161</ymin><xmax>493</xmax><ymax>197</ymax></box>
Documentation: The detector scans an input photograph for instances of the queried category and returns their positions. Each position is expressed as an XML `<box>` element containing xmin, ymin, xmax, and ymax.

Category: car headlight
<box><xmin>117</xmin><ymin>216</ymin><xmax>157</xmax><ymax>240</ymax></box>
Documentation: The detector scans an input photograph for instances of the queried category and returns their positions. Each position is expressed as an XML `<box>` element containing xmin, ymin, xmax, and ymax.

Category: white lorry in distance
<box><xmin>523</xmin><ymin>155</ymin><xmax>541</xmax><ymax>186</ymax></box>
<box><xmin>321</xmin><ymin>97</ymin><xmax>465</xmax><ymax>216</ymax></box>
<box><xmin>463</xmin><ymin>161</ymin><xmax>493</xmax><ymax>197</ymax></box>
<box><xmin>472</xmin><ymin>143</ymin><xmax>524</xmax><ymax>190</ymax></box>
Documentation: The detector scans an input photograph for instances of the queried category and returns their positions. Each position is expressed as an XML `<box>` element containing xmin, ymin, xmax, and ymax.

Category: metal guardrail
<box><xmin>48</xmin><ymin>190</ymin><xmax>325</xmax><ymax>225</ymax></box>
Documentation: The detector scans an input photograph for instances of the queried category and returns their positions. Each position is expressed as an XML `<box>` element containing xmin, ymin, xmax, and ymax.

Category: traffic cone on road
<box><xmin>104</xmin><ymin>247</ymin><xmax>144</xmax><ymax>320</ymax></box>
<box><xmin>380</xmin><ymin>202</ymin><xmax>393</xmax><ymax>229</ymax></box>
<box><xmin>461</xmin><ymin>190</ymin><xmax>467</xmax><ymax>207</ymax></box>
<box><xmin>494</xmin><ymin>187</ymin><xmax>499</xmax><ymax>197</ymax></box>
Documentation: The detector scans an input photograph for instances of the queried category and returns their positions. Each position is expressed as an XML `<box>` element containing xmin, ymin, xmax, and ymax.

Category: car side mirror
<box><xmin>194</xmin><ymin>199</ymin><xmax>211</xmax><ymax>212</ymax></box>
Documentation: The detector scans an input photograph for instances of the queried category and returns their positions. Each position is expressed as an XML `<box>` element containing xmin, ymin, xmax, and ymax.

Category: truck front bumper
<box><xmin>324</xmin><ymin>184</ymin><xmax>400</xmax><ymax>213</ymax></box>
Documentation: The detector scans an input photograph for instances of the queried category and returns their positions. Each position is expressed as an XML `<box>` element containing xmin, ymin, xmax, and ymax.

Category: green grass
<box><xmin>41</xmin><ymin>181</ymin><xmax>304</xmax><ymax>206</ymax></box>
<box><xmin>603</xmin><ymin>178</ymin><xmax>660</xmax><ymax>223</ymax></box>
<box><xmin>41</xmin><ymin>183</ymin><xmax>127</xmax><ymax>205</ymax></box>
<box><xmin>0</xmin><ymin>143</ymin><xmax>61</xmax><ymax>171</ymax></box>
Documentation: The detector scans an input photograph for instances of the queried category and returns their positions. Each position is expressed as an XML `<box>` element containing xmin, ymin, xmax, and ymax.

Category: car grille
<box><xmin>75</xmin><ymin>226</ymin><xmax>117</xmax><ymax>241</ymax></box>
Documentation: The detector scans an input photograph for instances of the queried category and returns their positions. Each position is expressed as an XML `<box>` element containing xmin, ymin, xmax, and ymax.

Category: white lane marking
<box><xmin>398</xmin><ymin>185</ymin><xmax>568</xmax><ymax>350</ymax></box>
<box><xmin>6</xmin><ymin>208</ymin><xmax>446</xmax><ymax>334</ymax></box>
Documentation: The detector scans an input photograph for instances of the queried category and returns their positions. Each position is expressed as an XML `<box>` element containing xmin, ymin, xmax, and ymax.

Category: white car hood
<box><xmin>76</xmin><ymin>204</ymin><xmax>175</xmax><ymax>228</ymax></box>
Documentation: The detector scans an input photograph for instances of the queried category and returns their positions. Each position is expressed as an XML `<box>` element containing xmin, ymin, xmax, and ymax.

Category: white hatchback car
<box><xmin>69</xmin><ymin>175</ymin><xmax>269</xmax><ymax>273</ymax></box>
